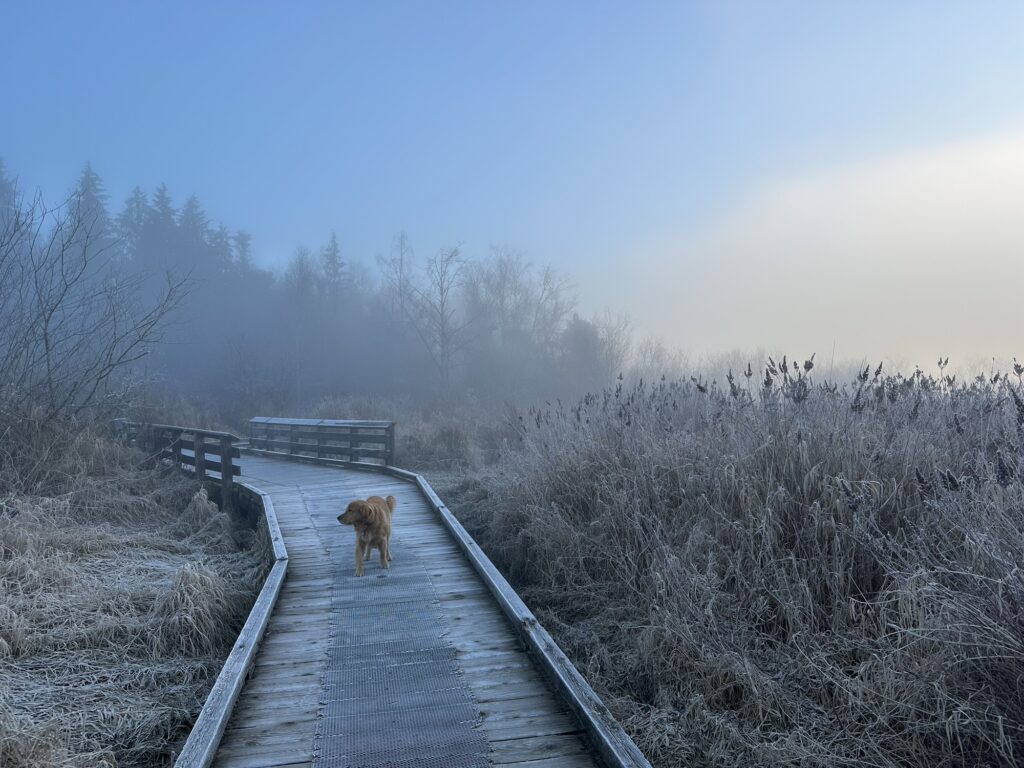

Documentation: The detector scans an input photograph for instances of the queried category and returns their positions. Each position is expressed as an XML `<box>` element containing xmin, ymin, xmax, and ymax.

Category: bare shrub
<box><xmin>446</xmin><ymin>363</ymin><xmax>1024</xmax><ymax>767</ymax></box>
<box><xmin>0</xmin><ymin>185</ymin><xmax>187</xmax><ymax>424</ymax></box>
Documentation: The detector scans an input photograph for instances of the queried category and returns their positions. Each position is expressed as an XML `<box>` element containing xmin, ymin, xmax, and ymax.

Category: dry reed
<box><xmin>445</xmin><ymin>362</ymin><xmax>1024</xmax><ymax>767</ymax></box>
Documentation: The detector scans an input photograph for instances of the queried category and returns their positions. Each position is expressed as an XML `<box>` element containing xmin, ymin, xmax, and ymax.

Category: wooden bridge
<box><xmin>123</xmin><ymin>418</ymin><xmax>650</xmax><ymax>768</ymax></box>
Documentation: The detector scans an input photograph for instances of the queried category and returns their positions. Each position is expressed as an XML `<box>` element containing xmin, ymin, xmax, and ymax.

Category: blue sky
<box><xmin>3</xmin><ymin>1</ymin><xmax>1023</xmax><ymax>361</ymax></box>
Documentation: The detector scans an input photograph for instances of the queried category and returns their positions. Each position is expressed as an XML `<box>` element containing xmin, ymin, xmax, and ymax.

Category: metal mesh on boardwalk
<box><xmin>311</xmin><ymin>527</ymin><xmax>491</xmax><ymax>768</ymax></box>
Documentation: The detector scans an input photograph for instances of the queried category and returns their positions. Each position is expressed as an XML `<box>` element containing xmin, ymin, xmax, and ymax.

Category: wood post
<box><xmin>385</xmin><ymin>423</ymin><xmax>396</xmax><ymax>466</ymax></box>
<box><xmin>172</xmin><ymin>429</ymin><xmax>183</xmax><ymax>469</ymax></box>
<box><xmin>142</xmin><ymin>425</ymin><xmax>156</xmax><ymax>468</ymax></box>
<box><xmin>220</xmin><ymin>435</ymin><xmax>234</xmax><ymax>510</ymax></box>
<box><xmin>194</xmin><ymin>432</ymin><xmax>206</xmax><ymax>482</ymax></box>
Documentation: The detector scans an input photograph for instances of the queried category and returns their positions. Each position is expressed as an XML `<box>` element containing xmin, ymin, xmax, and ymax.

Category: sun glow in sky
<box><xmin>3</xmin><ymin>1</ymin><xmax>1023</xmax><ymax>364</ymax></box>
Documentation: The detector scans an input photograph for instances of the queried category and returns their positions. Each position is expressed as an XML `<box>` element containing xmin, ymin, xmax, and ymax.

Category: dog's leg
<box><xmin>363</xmin><ymin>542</ymin><xmax>373</xmax><ymax>565</ymax></box>
<box><xmin>354</xmin><ymin>538</ymin><xmax>364</xmax><ymax>577</ymax></box>
<box><xmin>380</xmin><ymin>537</ymin><xmax>390</xmax><ymax>569</ymax></box>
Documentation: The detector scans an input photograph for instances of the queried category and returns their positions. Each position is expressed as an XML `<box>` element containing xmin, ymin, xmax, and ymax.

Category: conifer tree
<box><xmin>233</xmin><ymin>230</ymin><xmax>253</xmax><ymax>270</ymax></box>
<box><xmin>143</xmin><ymin>183</ymin><xmax>179</xmax><ymax>272</ymax></box>
<box><xmin>209</xmin><ymin>223</ymin><xmax>233</xmax><ymax>272</ymax></box>
<box><xmin>149</xmin><ymin>183</ymin><xmax>176</xmax><ymax>231</ymax></box>
<box><xmin>0</xmin><ymin>158</ymin><xmax>15</xmax><ymax>219</ymax></box>
<box><xmin>117</xmin><ymin>186</ymin><xmax>150</xmax><ymax>262</ymax></box>
<box><xmin>71</xmin><ymin>163</ymin><xmax>113</xmax><ymax>254</ymax></box>
<box><xmin>320</xmin><ymin>231</ymin><xmax>346</xmax><ymax>292</ymax></box>
<box><xmin>178</xmin><ymin>194</ymin><xmax>209</xmax><ymax>246</ymax></box>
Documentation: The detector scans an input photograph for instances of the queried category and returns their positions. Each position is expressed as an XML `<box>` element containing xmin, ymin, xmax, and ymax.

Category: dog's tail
<box><xmin>386</xmin><ymin>495</ymin><xmax>397</xmax><ymax>513</ymax></box>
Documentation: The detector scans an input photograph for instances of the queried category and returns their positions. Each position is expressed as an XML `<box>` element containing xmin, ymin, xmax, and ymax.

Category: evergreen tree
<box><xmin>116</xmin><ymin>186</ymin><xmax>150</xmax><ymax>262</ymax></box>
<box><xmin>178</xmin><ymin>194</ymin><xmax>209</xmax><ymax>246</ymax></box>
<box><xmin>149</xmin><ymin>183</ymin><xmax>176</xmax><ymax>231</ymax></box>
<box><xmin>209</xmin><ymin>223</ymin><xmax>234</xmax><ymax>272</ymax></box>
<box><xmin>0</xmin><ymin>158</ymin><xmax>15</xmax><ymax>227</ymax></box>
<box><xmin>320</xmin><ymin>231</ymin><xmax>347</xmax><ymax>293</ymax></box>
<box><xmin>233</xmin><ymin>230</ymin><xmax>253</xmax><ymax>270</ymax></box>
<box><xmin>72</xmin><ymin>162</ymin><xmax>110</xmax><ymax>228</ymax></box>
<box><xmin>71</xmin><ymin>162</ymin><xmax>112</xmax><ymax>252</ymax></box>
<box><xmin>143</xmin><ymin>183</ymin><xmax>179</xmax><ymax>271</ymax></box>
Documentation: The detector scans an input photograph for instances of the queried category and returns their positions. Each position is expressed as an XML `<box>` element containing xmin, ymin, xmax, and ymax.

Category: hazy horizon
<box><xmin>4</xmin><ymin>1</ymin><xmax>1022</xmax><ymax>367</ymax></box>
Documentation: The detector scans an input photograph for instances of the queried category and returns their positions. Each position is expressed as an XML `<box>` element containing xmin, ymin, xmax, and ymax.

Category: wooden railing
<box><xmin>112</xmin><ymin>419</ymin><xmax>241</xmax><ymax>504</ymax></box>
<box><xmin>174</xmin><ymin>481</ymin><xmax>288</xmax><ymax>768</ymax></box>
<box><xmin>247</xmin><ymin>416</ymin><xmax>395</xmax><ymax>466</ymax></box>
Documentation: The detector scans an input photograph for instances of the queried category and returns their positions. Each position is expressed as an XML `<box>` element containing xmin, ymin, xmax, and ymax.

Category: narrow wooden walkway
<box><xmin>212</xmin><ymin>455</ymin><xmax>599</xmax><ymax>768</ymax></box>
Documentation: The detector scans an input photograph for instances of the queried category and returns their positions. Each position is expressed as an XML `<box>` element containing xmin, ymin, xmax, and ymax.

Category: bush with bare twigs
<box><xmin>445</xmin><ymin>359</ymin><xmax>1024</xmax><ymax>767</ymax></box>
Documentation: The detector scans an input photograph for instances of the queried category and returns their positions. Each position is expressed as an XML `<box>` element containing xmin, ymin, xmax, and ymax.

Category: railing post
<box><xmin>220</xmin><ymin>435</ymin><xmax>234</xmax><ymax>510</ymax></box>
<box><xmin>316</xmin><ymin>426</ymin><xmax>323</xmax><ymax>460</ymax></box>
<box><xmin>194</xmin><ymin>432</ymin><xmax>206</xmax><ymax>482</ymax></box>
<box><xmin>142</xmin><ymin>424</ymin><xmax>156</xmax><ymax>468</ymax></box>
<box><xmin>385</xmin><ymin>423</ymin><xmax>395</xmax><ymax>466</ymax></box>
<box><xmin>172</xmin><ymin>429</ymin><xmax>183</xmax><ymax>470</ymax></box>
<box><xmin>289</xmin><ymin>423</ymin><xmax>295</xmax><ymax>455</ymax></box>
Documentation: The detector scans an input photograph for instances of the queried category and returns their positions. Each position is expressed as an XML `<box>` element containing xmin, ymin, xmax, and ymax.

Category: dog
<box><xmin>337</xmin><ymin>495</ymin><xmax>396</xmax><ymax>576</ymax></box>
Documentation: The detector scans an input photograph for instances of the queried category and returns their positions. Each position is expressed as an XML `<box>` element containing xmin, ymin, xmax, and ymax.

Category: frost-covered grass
<box><xmin>0</xmin><ymin>411</ymin><xmax>270</xmax><ymax>767</ymax></box>
<box><xmin>444</xmin><ymin>361</ymin><xmax>1024</xmax><ymax>767</ymax></box>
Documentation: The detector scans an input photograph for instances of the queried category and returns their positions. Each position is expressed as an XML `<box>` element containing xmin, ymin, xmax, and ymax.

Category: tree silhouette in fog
<box><xmin>1</xmin><ymin>159</ymin><xmax>632</xmax><ymax>419</ymax></box>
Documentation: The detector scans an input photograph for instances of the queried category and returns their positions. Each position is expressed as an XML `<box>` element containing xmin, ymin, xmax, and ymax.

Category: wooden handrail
<box><xmin>113</xmin><ymin>418</ymin><xmax>241</xmax><ymax>441</ymax></box>
<box><xmin>247</xmin><ymin>416</ymin><xmax>396</xmax><ymax>466</ymax></box>
<box><xmin>112</xmin><ymin>419</ymin><xmax>241</xmax><ymax>506</ymax></box>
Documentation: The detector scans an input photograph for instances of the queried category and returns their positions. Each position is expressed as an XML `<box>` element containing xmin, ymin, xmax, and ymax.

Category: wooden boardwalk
<box><xmin>211</xmin><ymin>454</ymin><xmax>600</xmax><ymax>768</ymax></box>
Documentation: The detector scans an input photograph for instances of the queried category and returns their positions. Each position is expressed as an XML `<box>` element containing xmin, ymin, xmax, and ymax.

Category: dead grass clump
<box><xmin>0</xmin><ymin>706</ymin><xmax>83</xmax><ymax>768</ymax></box>
<box><xmin>447</xmin><ymin>363</ymin><xmax>1024</xmax><ymax>767</ymax></box>
<box><xmin>150</xmin><ymin>563</ymin><xmax>233</xmax><ymax>657</ymax></box>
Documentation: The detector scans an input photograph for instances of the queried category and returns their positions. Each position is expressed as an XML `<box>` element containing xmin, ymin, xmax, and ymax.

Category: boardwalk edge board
<box><xmin>408</xmin><ymin>472</ymin><xmax>653</xmax><ymax>768</ymax></box>
<box><xmin>244</xmin><ymin>444</ymin><xmax>652</xmax><ymax>768</ymax></box>
<box><xmin>174</xmin><ymin>483</ymin><xmax>289</xmax><ymax>768</ymax></box>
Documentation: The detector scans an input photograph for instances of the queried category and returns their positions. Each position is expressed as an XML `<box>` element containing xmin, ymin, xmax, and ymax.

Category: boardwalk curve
<box><xmin>200</xmin><ymin>452</ymin><xmax>647</xmax><ymax>768</ymax></box>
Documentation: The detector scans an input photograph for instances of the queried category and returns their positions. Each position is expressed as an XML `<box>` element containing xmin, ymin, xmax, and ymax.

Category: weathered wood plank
<box><xmin>209</xmin><ymin>480</ymin><xmax>330</xmax><ymax>768</ymax></box>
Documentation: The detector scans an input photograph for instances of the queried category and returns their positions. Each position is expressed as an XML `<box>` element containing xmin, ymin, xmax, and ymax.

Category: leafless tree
<box><xmin>463</xmin><ymin>249</ymin><xmax>573</xmax><ymax>356</ymax></box>
<box><xmin>407</xmin><ymin>246</ymin><xmax>469</xmax><ymax>391</ymax></box>
<box><xmin>378</xmin><ymin>231</ymin><xmax>414</xmax><ymax>324</ymax></box>
<box><xmin>0</xmin><ymin>187</ymin><xmax>187</xmax><ymax>421</ymax></box>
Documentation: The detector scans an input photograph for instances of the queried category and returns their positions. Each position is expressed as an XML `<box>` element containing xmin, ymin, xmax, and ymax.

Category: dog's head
<box><xmin>338</xmin><ymin>499</ymin><xmax>368</xmax><ymax>526</ymax></box>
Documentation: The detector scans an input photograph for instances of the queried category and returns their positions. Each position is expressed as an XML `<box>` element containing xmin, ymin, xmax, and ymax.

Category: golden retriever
<box><xmin>337</xmin><ymin>495</ymin><xmax>396</xmax><ymax>576</ymax></box>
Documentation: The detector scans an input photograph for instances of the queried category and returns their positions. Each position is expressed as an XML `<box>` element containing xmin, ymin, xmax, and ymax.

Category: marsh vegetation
<box><xmin>444</xmin><ymin>361</ymin><xmax>1024</xmax><ymax>767</ymax></box>
<box><xmin>0</xmin><ymin>412</ymin><xmax>269</xmax><ymax>767</ymax></box>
